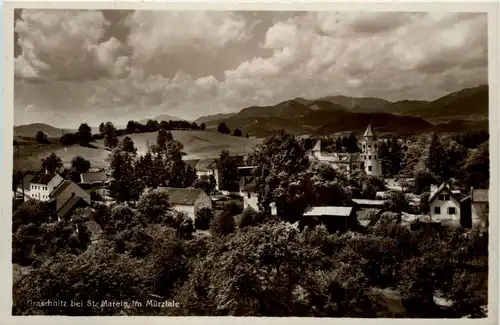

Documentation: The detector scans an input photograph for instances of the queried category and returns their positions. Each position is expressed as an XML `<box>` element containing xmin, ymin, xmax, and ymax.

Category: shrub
<box><xmin>195</xmin><ymin>207</ymin><xmax>214</xmax><ymax>230</ymax></box>
<box><xmin>210</xmin><ymin>212</ymin><xmax>235</xmax><ymax>236</ymax></box>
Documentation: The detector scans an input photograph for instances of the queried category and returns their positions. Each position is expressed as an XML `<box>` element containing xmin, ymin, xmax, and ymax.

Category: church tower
<box><xmin>360</xmin><ymin>124</ymin><xmax>382</xmax><ymax>177</ymax></box>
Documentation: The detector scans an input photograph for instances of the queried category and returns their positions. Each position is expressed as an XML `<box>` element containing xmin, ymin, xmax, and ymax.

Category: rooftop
<box><xmin>49</xmin><ymin>180</ymin><xmax>72</xmax><ymax>198</ymax></box>
<box><xmin>196</xmin><ymin>159</ymin><xmax>217</xmax><ymax>172</ymax></box>
<box><xmin>80</xmin><ymin>171</ymin><xmax>109</xmax><ymax>184</ymax></box>
<box><xmin>31</xmin><ymin>173</ymin><xmax>58</xmax><ymax>185</ymax></box>
<box><xmin>352</xmin><ymin>199</ymin><xmax>386</xmax><ymax>206</ymax></box>
<box><xmin>157</xmin><ymin>187</ymin><xmax>208</xmax><ymax>205</ymax></box>
<box><xmin>304</xmin><ymin>206</ymin><xmax>353</xmax><ymax>217</ymax></box>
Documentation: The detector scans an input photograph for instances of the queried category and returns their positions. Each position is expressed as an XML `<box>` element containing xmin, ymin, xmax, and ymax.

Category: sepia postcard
<box><xmin>1</xmin><ymin>1</ymin><xmax>499</xmax><ymax>324</ymax></box>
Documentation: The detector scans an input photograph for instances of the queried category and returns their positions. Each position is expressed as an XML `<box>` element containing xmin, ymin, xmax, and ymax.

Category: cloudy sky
<box><xmin>14</xmin><ymin>10</ymin><xmax>487</xmax><ymax>128</ymax></box>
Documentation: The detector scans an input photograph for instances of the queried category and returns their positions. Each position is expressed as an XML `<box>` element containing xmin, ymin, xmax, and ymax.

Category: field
<box><xmin>13</xmin><ymin>130</ymin><xmax>262</xmax><ymax>171</ymax></box>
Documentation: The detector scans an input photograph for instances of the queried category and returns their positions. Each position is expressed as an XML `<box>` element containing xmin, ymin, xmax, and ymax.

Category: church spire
<box><xmin>363</xmin><ymin>124</ymin><xmax>374</xmax><ymax>137</ymax></box>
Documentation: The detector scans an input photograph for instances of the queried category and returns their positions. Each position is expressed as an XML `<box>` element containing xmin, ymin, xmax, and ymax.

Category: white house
<box><xmin>28</xmin><ymin>173</ymin><xmax>64</xmax><ymax>201</ymax></box>
<box><xmin>239</xmin><ymin>177</ymin><xmax>277</xmax><ymax>215</ymax></box>
<box><xmin>157</xmin><ymin>187</ymin><xmax>212</xmax><ymax>220</ymax></box>
<box><xmin>428</xmin><ymin>183</ymin><xmax>461</xmax><ymax>225</ymax></box>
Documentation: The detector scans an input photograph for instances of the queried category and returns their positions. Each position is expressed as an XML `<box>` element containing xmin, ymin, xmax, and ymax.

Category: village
<box><xmin>14</xmin><ymin>124</ymin><xmax>489</xmax><ymax>234</ymax></box>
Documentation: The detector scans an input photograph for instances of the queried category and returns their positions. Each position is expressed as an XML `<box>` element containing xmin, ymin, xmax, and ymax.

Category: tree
<box><xmin>200</xmin><ymin>123</ymin><xmax>206</xmax><ymax>130</ymax></box>
<box><xmin>384</xmin><ymin>190</ymin><xmax>411</xmax><ymax>213</ymax></box>
<box><xmin>216</xmin><ymin>150</ymin><xmax>239</xmax><ymax>191</ymax></box>
<box><xmin>247</xmin><ymin>130</ymin><xmax>311</xmax><ymax>222</ymax></box>
<box><xmin>145</xmin><ymin>119</ymin><xmax>158</xmax><ymax>132</ymax></box>
<box><xmin>60</xmin><ymin>133</ymin><xmax>78</xmax><ymax>146</ymax></box>
<box><xmin>136</xmin><ymin>188</ymin><xmax>172</xmax><ymax>223</ymax></box>
<box><xmin>233</xmin><ymin>129</ymin><xmax>242</xmax><ymax>137</ymax></box>
<box><xmin>78</xmin><ymin>123</ymin><xmax>92</xmax><ymax>146</ymax></box>
<box><xmin>193</xmin><ymin>175</ymin><xmax>216</xmax><ymax>195</ymax></box>
<box><xmin>107</xmin><ymin>143</ymin><xmax>139</xmax><ymax>202</ymax></box>
<box><xmin>463</xmin><ymin>141</ymin><xmax>489</xmax><ymax>189</ymax></box>
<box><xmin>119</xmin><ymin>136</ymin><xmax>137</xmax><ymax>155</ymax></box>
<box><xmin>126</xmin><ymin>120</ymin><xmax>138</xmax><ymax>134</ymax></box>
<box><xmin>99</xmin><ymin>122</ymin><xmax>106</xmax><ymax>137</ymax></box>
<box><xmin>104</xmin><ymin>133</ymin><xmax>119</xmax><ymax>149</ymax></box>
<box><xmin>308</xmin><ymin>160</ymin><xmax>351</xmax><ymax>206</ymax></box>
<box><xmin>217</xmin><ymin>122</ymin><xmax>231</xmax><ymax>135</ymax></box>
<box><xmin>427</xmin><ymin>133</ymin><xmax>447</xmax><ymax>180</ymax></box>
<box><xmin>195</xmin><ymin>207</ymin><xmax>214</xmax><ymax>230</ymax></box>
<box><xmin>41</xmin><ymin>153</ymin><xmax>63</xmax><ymax>174</ymax></box>
<box><xmin>71</xmin><ymin>156</ymin><xmax>91</xmax><ymax>173</ymax></box>
<box><xmin>245</xmin><ymin>133</ymin><xmax>249</xmax><ymax>138</ymax></box>
<box><xmin>210</xmin><ymin>211</ymin><xmax>235</xmax><ymax>236</ymax></box>
<box><xmin>35</xmin><ymin>131</ymin><xmax>48</xmax><ymax>144</ymax></box>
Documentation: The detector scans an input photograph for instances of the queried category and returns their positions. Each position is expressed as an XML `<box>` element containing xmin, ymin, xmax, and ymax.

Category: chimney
<box><xmin>45</xmin><ymin>167</ymin><xmax>48</xmax><ymax>175</ymax></box>
<box><xmin>430</xmin><ymin>184</ymin><xmax>438</xmax><ymax>197</ymax></box>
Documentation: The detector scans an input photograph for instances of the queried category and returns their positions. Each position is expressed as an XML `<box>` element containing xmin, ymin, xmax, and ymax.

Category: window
<box><xmin>448</xmin><ymin>207</ymin><xmax>456</xmax><ymax>215</ymax></box>
<box><xmin>368</xmin><ymin>145</ymin><xmax>372</xmax><ymax>148</ymax></box>
<box><xmin>374</xmin><ymin>144</ymin><xmax>378</xmax><ymax>149</ymax></box>
<box><xmin>369</xmin><ymin>155</ymin><xmax>372</xmax><ymax>159</ymax></box>
<box><xmin>444</xmin><ymin>194</ymin><xmax>450</xmax><ymax>201</ymax></box>
<box><xmin>368</xmin><ymin>166</ymin><xmax>372</xmax><ymax>172</ymax></box>
<box><xmin>247</xmin><ymin>192</ymin><xmax>251</xmax><ymax>199</ymax></box>
<box><xmin>374</xmin><ymin>155</ymin><xmax>377</xmax><ymax>159</ymax></box>
<box><xmin>439</xmin><ymin>195</ymin><xmax>444</xmax><ymax>201</ymax></box>
<box><xmin>434</xmin><ymin>207</ymin><xmax>441</xmax><ymax>214</ymax></box>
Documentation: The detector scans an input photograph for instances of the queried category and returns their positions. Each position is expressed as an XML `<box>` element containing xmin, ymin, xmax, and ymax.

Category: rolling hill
<box><xmin>404</xmin><ymin>85</ymin><xmax>488</xmax><ymax>120</ymax></box>
<box><xmin>13</xmin><ymin>130</ymin><xmax>262</xmax><ymax>171</ymax></box>
<box><xmin>14</xmin><ymin>123</ymin><xmax>77</xmax><ymax>138</ymax></box>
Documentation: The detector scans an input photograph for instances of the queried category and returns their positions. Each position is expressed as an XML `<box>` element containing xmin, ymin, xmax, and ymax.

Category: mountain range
<box><xmin>14</xmin><ymin>85</ymin><xmax>488</xmax><ymax>138</ymax></box>
<box><xmin>196</xmin><ymin>85</ymin><xmax>488</xmax><ymax>136</ymax></box>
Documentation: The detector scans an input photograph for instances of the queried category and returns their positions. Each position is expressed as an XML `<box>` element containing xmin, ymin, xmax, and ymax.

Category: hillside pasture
<box><xmin>13</xmin><ymin>130</ymin><xmax>262</xmax><ymax>171</ymax></box>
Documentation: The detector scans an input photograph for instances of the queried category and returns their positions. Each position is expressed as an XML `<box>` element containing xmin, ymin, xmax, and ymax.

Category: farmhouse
<box><xmin>157</xmin><ymin>187</ymin><xmax>212</xmax><ymax>220</ymax></box>
<box><xmin>28</xmin><ymin>172</ymin><xmax>64</xmax><ymax>201</ymax></box>
<box><xmin>239</xmin><ymin>176</ymin><xmax>277</xmax><ymax>215</ymax></box>
<box><xmin>309</xmin><ymin>124</ymin><xmax>383</xmax><ymax>177</ymax></box>
<box><xmin>47</xmin><ymin>180</ymin><xmax>91</xmax><ymax>219</ymax></box>
<box><xmin>428</xmin><ymin>183</ymin><xmax>462</xmax><ymax>226</ymax></box>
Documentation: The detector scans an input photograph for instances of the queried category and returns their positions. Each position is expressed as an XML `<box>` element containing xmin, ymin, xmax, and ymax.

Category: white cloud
<box><xmin>15</xmin><ymin>9</ymin><xmax>130</xmax><ymax>81</ymax></box>
<box><xmin>14</xmin><ymin>10</ymin><xmax>488</xmax><ymax>127</ymax></box>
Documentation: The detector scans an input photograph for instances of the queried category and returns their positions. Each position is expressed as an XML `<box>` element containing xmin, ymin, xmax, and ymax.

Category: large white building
<box><xmin>28</xmin><ymin>173</ymin><xmax>64</xmax><ymax>201</ymax></box>
<box><xmin>309</xmin><ymin>124</ymin><xmax>383</xmax><ymax>177</ymax></box>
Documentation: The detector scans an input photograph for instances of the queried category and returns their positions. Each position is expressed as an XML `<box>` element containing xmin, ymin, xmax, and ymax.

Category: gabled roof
<box><xmin>184</xmin><ymin>159</ymin><xmax>200</xmax><ymax>170</ymax></box>
<box><xmin>21</xmin><ymin>174</ymin><xmax>35</xmax><ymax>190</ymax></box>
<box><xmin>196</xmin><ymin>159</ymin><xmax>217</xmax><ymax>172</ymax></box>
<box><xmin>363</xmin><ymin>124</ymin><xmax>374</xmax><ymax>137</ymax></box>
<box><xmin>49</xmin><ymin>180</ymin><xmax>72</xmax><ymax>198</ymax></box>
<box><xmin>158</xmin><ymin>187</ymin><xmax>207</xmax><ymax>205</ymax></box>
<box><xmin>57</xmin><ymin>196</ymin><xmax>88</xmax><ymax>218</ymax></box>
<box><xmin>428</xmin><ymin>182</ymin><xmax>460</xmax><ymax>203</ymax></box>
<box><xmin>80</xmin><ymin>171</ymin><xmax>109</xmax><ymax>184</ymax></box>
<box><xmin>313</xmin><ymin>140</ymin><xmax>322</xmax><ymax>152</ymax></box>
<box><xmin>304</xmin><ymin>206</ymin><xmax>353</xmax><ymax>217</ymax></box>
<box><xmin>31</xmin><ymin>173</ymin><xmax>59</xmax><ymax>185</ymax></box>
<box><xmin>471</xmin><ymin>189</ymin><xmax>488</xmax><ymax>203</ymax></box>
